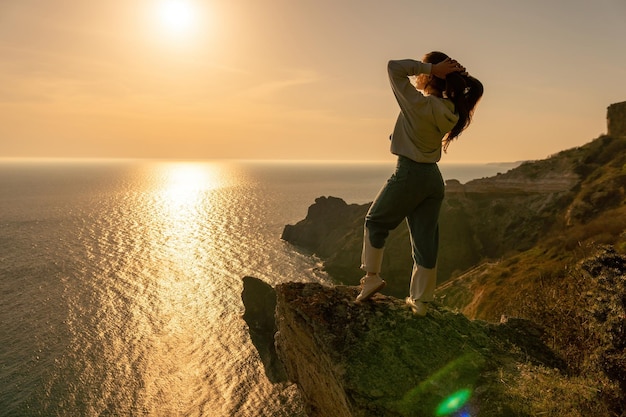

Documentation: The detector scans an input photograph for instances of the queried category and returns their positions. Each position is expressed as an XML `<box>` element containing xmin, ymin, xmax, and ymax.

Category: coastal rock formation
<box><xmin>272</xmin><ymin>282</ymin><xmax>565</xmax><ymax>417</ymax></box>
<box><xmin>241</xmin><ymin>276</ymin><xmax>287</xmax><ymax>383</ymax></box>
<box><xmin>281</xmin><ymin>134</ymin><xmax>626</xmax><ymax>298</ymax></box>
<box><xmin>242</xmin><ymin>248</ymin><xmax>625</xmax><ymax>416</ymax></box>
<box><xmin>282</xmin><ymin>197</ymin><xmax>411</xmax><ymax>296</ymax></box>
<box><xmin>281</xmin><ymin>196</ymin><xmax>366</xmax><ymax>260</ymax></box>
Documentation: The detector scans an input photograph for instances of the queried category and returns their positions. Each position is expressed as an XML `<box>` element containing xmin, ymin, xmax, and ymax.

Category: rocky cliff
<box><xmin>267</xmin><ymin>103</ymin><xmax>626</xmax><ymax>415</ymax></box>
<box><xmin>281</xmin><ymin>196</ymin><xmax>366</xmax><ymax>262</ymax></box>
<box><xmin>241</xmin><ymin>251</ymin><xmax>624</xmax><ymax>416</ymax></box>
<box><xmin>274</xmin><ymin>282</ymin><xmax>566</xmax><ymax>417</ymax></box>
<box><xmin>281</xmin><ymin>134</ymin><xmax>626</xmax><ymax>299</ymax></box>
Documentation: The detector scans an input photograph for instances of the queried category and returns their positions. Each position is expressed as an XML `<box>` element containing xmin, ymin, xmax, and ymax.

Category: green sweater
<box><xmin>388</xmin><ymin>59</ymin><xmax>459</xmax><ymax>163</ymax></box>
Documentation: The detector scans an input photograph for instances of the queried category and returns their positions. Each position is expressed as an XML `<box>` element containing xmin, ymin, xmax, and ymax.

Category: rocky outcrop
<box><xmin>608</xmin><ymin>101</ymin><xmax>626</xmax><ymax>138</ymax></box>
<box><xmin>281</xmin><ymin>196</ymin><xmax>365</xmax><ymax>260</ymax></box>
<box><xmin>242</xmin><ymin>248</ymin><xmax>626</xmax><ymax>416</ymax></box>
<box><xmin>241</xmin><ymin>276</ymin><xmax>287</xmax><ymax>383</ymax></box>
<box><xmin>271</xmin><ymin>282</ymin><xmax>565</xmax><ymax>417</ymax></box>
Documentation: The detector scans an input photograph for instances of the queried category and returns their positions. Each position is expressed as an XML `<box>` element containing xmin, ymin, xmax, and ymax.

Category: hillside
<box><xmin>437</xmin><ymin>134</ymin><xmax>626</xmax><ymax>321</ymax></box>
<box><xmin>282</xmin><ymin>134</ymin><xmax>626</xmax><ymax>297</ymax></box>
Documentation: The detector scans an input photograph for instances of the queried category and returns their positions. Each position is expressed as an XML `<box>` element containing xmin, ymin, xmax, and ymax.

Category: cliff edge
<box><xmin>273</xmin><ymin>282</ymin><xmax>571</xmax><ymax>417</ymax></box>
<box><xmin>241</xmin><ymin>276</ymin><xmax>621</xmax><ymax>416</ymax></box>
<box><xmin>242</xmin><ymin>247</ymin><xmax>625</xmax><ymax>416</ymax></box>
<box><xmin>241</xmin><ymin>276</ymin><xmax>288</xmax><ymax>383</ymax></box>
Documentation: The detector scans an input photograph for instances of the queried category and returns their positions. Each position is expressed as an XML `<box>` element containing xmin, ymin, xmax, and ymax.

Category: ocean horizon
<box><xmin>0</xmin><ymin>159</ymin><xmax>519</xmax><ymax>416</ymax></box>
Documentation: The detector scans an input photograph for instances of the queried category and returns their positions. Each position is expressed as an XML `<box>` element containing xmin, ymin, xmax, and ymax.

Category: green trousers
<box><xmin>364</xmin><ymin>155</ymin><xmax>444</xmax><ymax>270</ymax></box>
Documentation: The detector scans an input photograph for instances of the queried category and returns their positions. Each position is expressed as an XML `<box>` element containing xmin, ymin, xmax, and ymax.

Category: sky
<box><xmin>1</xmin><ymin>0</ymin><xmax>625</xmax><ymax>163</ymax></box>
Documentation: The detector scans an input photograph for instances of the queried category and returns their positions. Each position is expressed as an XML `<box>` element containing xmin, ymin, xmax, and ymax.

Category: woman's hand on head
<box><xmin>431</xmin><ymin>58</ymin><xmax>466</xmax><ymax>79</ymax></box>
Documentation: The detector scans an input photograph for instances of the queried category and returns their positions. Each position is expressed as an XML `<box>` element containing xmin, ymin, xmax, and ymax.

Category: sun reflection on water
<box><xmin>159</xmin><ymin>163</ymin><xmax>225</xmax><ymax>206</ymax></box>
<box><xmin>139</xmin><ymin>162</ymin><xmax>235</xmax><ymax>414</ymax></box>
<box><xmin>5</xmin><ymin>161</ymin><xmax>343</xmax><ymax>415</ymax></box>
<box><xmin>152</xmin><ymin>162</ymin><xmax>229</xmax><ymax>263</ymax></box>
<box><xmin>148</xmin><ymin>161</ymin><xmax>234</xmax><ymax>315</ymax></box>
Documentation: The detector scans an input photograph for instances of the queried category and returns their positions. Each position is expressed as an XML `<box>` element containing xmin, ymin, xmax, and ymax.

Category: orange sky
<box><xmin>1</xmin><ymin>0</ymin><xmax>626</xmax><ymax>162</ymax></box>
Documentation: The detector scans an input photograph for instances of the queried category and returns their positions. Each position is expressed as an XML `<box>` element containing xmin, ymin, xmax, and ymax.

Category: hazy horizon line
<box><xmin>0</xmin><ymin>156</ymin><xmax>525</xmax><ymax>165</ymax></box>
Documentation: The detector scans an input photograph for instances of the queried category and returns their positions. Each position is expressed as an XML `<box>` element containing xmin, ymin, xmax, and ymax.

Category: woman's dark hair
<box><xmin>423</xmin><ymin>51</ymin><xmax>484</xmax><ymax>151</ymax></box>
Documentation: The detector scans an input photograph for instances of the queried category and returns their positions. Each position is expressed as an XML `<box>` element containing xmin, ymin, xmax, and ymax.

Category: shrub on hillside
<box><xmin>582</xmin><ymin>247</ymin><xmax>626</xmax><ymax>395</ymax></box>
<box><xmin>520</xmin><ymin>246</ymin><xmax>625</xmax><ymax>415</ymax></box>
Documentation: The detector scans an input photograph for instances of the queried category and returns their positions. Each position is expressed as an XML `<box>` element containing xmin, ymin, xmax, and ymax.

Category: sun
<box><xmin>156</xmin><ymin>0</ymin><xmax>198</xmax><ymax>37</ymax></box>
<box><xmin>146</xmin><ymin>0</ymin><xmax>216</xmax><ymax>48</ymax></box>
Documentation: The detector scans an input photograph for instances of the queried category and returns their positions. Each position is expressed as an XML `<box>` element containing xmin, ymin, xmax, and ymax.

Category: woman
<box><xmin>356</xmin><ymin>51</ymin><xmax>484</xmax><ymax>316</ymax></box>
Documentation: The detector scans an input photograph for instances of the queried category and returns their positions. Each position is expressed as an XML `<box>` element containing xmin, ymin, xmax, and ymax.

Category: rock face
<box><xmin>241</xmin><ymin>276</ymin><xmax>287</xmax><ymax>383</ymax></box>
<box><xmin>281</xmin><ymin>196</ymin><xmax>366</xmax><ymax>260</ymax></box>
<box><xmin>271</xmin><ymin>282</ymin><xmax>563</xmax><ymax>417</ymax></box>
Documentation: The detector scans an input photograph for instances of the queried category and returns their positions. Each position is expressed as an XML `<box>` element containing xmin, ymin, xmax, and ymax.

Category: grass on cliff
<box><xmin>438</xmin><ymin>244</ymin><xmax>626</xmax><ymax>416</ymax></box>
<box><xmin>496</xmin><ymin>363</ymin><xmax>618</xmax><ymax>417</ymax></box>
<box><xmin>442</xmin><ymin>135</ymin><xmax>626</xmax><ymax>323</ymax></box>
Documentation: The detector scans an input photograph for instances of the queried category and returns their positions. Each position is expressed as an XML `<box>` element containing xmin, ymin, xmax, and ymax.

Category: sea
<box><xmin>0</xmin><ymin>159</ymin><xmax>516</xmax><ymax>417</ymax></box>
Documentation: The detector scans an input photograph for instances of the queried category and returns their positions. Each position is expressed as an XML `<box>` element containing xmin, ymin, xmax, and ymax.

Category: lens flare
<box><xmin>435</xmin><ymin>389</ymin><xmax>471</xmax><ymax>416</ymax></box>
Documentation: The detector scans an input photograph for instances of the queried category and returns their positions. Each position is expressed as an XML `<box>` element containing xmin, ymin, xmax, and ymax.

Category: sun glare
<box><xmin>156</xmin><ymin>0</ymin><xmax>198</xmax><ymax>37</ymax></box>
<box><xmin>159</xmin><ymin>163</ymin><xmax>223</xmax><ymax>206</ymax></box>
<box><xmin>145</xmin><ymin>0</ymin><xmax>218</xmax><ymax>51</ymax></box>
